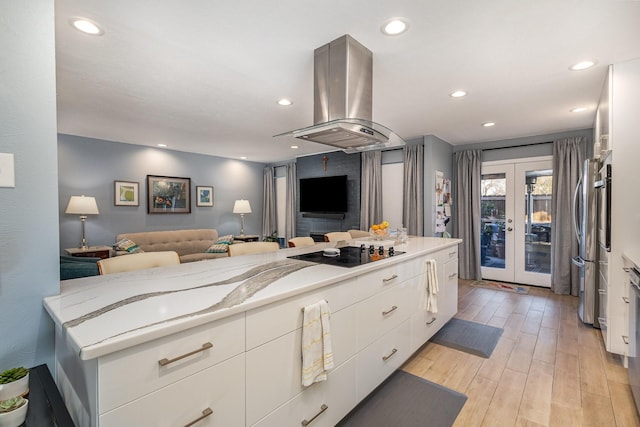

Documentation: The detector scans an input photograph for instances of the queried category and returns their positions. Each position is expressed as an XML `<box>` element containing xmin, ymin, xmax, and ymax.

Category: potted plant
<box><xmin>0</xmin><ymin>368</ymin><xmax>29</xmax><ymax>402</ymax></box>
<box><xmin>0</xmin><ymin>396</ymin><xmax>29</xmax><ymax>427</ymax></box>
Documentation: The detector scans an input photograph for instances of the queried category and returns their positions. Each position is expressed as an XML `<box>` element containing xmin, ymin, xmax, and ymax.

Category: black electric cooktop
<box><xmin>287</xmin><ymin>245</ymin><xmax>404</xmax><ymax>268</ymax></box>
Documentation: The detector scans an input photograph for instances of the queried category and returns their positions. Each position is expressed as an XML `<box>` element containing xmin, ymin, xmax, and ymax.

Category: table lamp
<box><xmin>65</xmin><ymin>195</ymin><xmax>99</xmax><ymax>249</ymax></box>
<box><xmin>233</xmin><ymin>199</ymin><xmax>252</xmax><ymax>236</ymax></box>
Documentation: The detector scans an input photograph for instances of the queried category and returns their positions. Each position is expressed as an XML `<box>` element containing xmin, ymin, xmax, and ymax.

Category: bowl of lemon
<box><xmin>369</xmin><ymin>221</ymin><xmax>390</xmax><ymax>241</ymax></box>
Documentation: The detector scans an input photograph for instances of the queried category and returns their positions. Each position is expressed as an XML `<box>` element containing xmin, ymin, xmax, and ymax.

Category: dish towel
<box><xmin>419</xmin><ymin>259</ymin><xmax>439</xmax><ymax>313</ymax></box>
<box><xmin>301</xmin><ymin>300</ymin><xmax>334</xmax><ymax>387</ymax></box>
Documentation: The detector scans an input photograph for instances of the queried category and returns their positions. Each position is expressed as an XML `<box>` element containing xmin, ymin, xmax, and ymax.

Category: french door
<box><xmin>480</xmin><ymin>157</ymin><xmax>553</xmax><ymax>287</ymax></box>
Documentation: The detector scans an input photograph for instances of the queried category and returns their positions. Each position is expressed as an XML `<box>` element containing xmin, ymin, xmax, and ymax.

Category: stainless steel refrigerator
<box><xmin>572</xmin><ymin>158</ymin><xmax>599</xmax><ymax>325</ymax></box>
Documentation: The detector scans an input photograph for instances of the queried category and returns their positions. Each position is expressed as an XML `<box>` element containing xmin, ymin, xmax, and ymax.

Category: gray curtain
<box><xmin>360</xmin><ymin>151</ymin><xmax>382</xmax><ymax>230</ymax></box>
<box><xmin>262</xmin><ymin>166</ymin><xmax>277</xmax><ymax>239</ymax></box>
<box><xmin>284</xmin><ymin>162</ymin><xmax>297</xmax><ymax>242</ymax></box>
<box><xmin>551</xmin><ymin>137</ymin><xmax>587</xmax><ymax>295</ymax></box>
<box><xmin>454</xmin><ymin>150</ymin><xmax>482</xmax><ymax>280</ymax></box>
<box><xmin>403</xmin><ymin>144</ymin><xmax>424</xmax><ymax>236</ymax></box>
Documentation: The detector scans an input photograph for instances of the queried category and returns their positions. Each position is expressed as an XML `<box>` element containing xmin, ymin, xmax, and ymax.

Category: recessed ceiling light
<box><xmin>157</xmin><ymin>143</ymin><xmax>167</xmax><ymax>148</ymax></box>
<box><xmin>240</xmin><ymin>156</ymin><xmax>247</xmax><ymax>160</ymax></box>
<box><xmin>291</xmin><ymin>145</ymin><xmax>299</xmax><ymax>149</ymax></box>
<box><xmin>482</xmin><ymin>122</ymin><xmax>496</xmax><ymax>127</ymax></box>
<box><xmin>70</xmin><ymin>18</ymin><xmax>104</xmax><ymax>35</ymax></box>
<box><xmin>450</xmin><ymin>90</ymin><xmax>467</xmax><ymax>98</ymax></box>
<box><xmin>381</xmin><ymin>18</ymin><xmax>409</xmax><ymax>36</ymax></box>
<box><xmin>277</xmin><ymin>99</ymin><xmax>292</xmax><ymax>106</ymax></box>
<box><xmin>569</xmin><ymin>60</ymin><xmax>596</xmax><ymax>71</ymax></box>
<box><xmin>570</xmin><ymin>107</ymin><xmax>588</xmax><ymax>113</ymax></box>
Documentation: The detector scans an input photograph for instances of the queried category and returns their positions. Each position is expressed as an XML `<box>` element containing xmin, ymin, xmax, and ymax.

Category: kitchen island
<box><xmin>44</xmin><ymin>236</ymin><xmax>461</xmax><ymax>427</ymax></box>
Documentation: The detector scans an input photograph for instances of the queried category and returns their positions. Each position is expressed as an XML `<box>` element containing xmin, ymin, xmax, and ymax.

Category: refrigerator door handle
<box><xmin>572</xmin><ymin>256</ymin><xmax>585</xmax><ymax>268</ymax></box>
<box><xmin>572</xmin><ymin>175</ymin><xmax>583</xmax><ymax>245</ymax></box>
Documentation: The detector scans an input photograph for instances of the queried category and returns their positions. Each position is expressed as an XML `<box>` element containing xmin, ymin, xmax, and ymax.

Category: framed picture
<box><xmin>146</xmin><ymin>175</ymin><xmax>191</xmax><ymax>214</ymax></box>
<box><xmin>196</xmin><ymin>186</ymin><xmax>214</xmax><ymax>207</ymax></box>
<box><xmin>114</xmin><ymin>181</ymin><xmax>139</xmax><ymax>206</ymax></box>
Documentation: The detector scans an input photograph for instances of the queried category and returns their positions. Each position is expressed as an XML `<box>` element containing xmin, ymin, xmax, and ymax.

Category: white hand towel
<box><xmin>301</xmin><ymin>300</ymin><xmax>334</xmax><ymax>387</ymax></box>
<box><xmin>419</xmin><ymin>259</ymin><xmax>439</xmax><ymax>313</ymax></box>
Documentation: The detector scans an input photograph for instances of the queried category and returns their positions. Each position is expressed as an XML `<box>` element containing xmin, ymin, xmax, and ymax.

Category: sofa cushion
<box><xmin>116</xmin><ymin>229</ymin><xmax>219</xmax><ymax>257</ymax></box>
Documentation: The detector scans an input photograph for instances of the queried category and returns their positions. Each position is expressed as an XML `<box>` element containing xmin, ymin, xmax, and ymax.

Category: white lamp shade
<box><xmin>233</xmin><ymin>199</ymin><xmax>252</xmax><ymax>214</ymax></box>
<box><xmin>65</xmin><ymin>195</ymin><xmax>99</xmax><ymax>215</ymax></box>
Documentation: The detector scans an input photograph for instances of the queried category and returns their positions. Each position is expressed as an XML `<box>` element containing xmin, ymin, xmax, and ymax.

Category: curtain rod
<box><xmin>481</xmin><ymin>140</ymin><xmax>552</xmax><ymax>152</ymax></box>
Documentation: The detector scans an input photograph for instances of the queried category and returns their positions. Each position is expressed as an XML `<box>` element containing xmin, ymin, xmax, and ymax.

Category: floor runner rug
<box><xmin>337</xmin><ymin>370</ymin><xmax>467</xmax><ymax>427</ymax></box>
<box><xmin>470</xmin><ymin>280</ymin><xmax>530</xmax><ymax>294</ymax></box>
<box><xmin>429</xmin><ymin>318</ymin><xmax>503</xmax><ymax>358</ymax></box>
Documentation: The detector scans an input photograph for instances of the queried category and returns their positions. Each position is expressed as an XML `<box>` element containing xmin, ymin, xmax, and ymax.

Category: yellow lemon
<box><xmin>382</xmin><ymin>221</ymin><xmax>389</xmax><ymax>229</ymax></box>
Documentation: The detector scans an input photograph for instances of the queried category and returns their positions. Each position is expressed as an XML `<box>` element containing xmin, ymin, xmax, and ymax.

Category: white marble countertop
<box><xmin>44</xmin><ymin>237</ymin><xmax>461</xmax><ymax>360</ymax></box>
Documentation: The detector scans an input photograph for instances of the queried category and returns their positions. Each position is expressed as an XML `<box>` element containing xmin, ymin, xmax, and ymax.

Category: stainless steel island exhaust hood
<box><xmin>275</xmin><ymin>35</ymin><xmax>405</xmax><ymax>153</ymax></box>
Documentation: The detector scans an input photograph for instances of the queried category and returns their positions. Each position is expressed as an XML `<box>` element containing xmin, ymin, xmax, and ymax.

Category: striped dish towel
<box><xmin>419</xmin><ymin>259</ymin><xmax>439</xmax><ymax>313</ymax></box>
<box><xmin>301</xmin><ymin>300</ymin><xmax>334</xmax><ymax>387</ymax></box>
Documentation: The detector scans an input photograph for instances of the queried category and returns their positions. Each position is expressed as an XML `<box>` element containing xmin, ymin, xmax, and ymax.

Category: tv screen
<box><xmin>299</xmin><ymin>175</ymin><xmax>348</xmax><ymax>213</ymax></box>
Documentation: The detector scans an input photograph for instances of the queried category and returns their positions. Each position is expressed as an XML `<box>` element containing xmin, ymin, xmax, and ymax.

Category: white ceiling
<box><xmin>55</xmin><ymin>1</ymin><xmax>640</xmax><ymax>163</ymax></box>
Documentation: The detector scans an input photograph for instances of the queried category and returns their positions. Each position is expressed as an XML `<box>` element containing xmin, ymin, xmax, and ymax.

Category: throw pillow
<box><xmin>216</xmin><ymin>235</ymin><xmax>234</xmax><ymax>245</ymax></box>
<box><xmin>206</xmin><ymin>243</ymin><xmax>229</xmax><ymax>254</ymax></box>
<box><xmin>114</xmin><ymin>238</ymin><xmax>144</xmax><ymax>254</ymax></box>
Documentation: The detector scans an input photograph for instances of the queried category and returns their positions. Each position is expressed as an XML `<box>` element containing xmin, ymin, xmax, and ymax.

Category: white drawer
<box><xmin>246</xmin><ymin>304</ymin><xmax>357</xmax><ymax>426</ymax></box>
<box><xmin>246</xmin><ymin>279</ymin><xmax>358</xmax><ymax>350</ymax></box>
<box><xmin>442</xmin><ymin>259</ymin><xmax>459</xmax><ymax>316</ymax></box>
<box><xmin>357</xmin><ymin>280</ymin><xmax>415</xmax><ymax>351</ymax></box>
<box><xmin>356</xmin><ymin>258</ymin><xmax>420</xmax><ymax>300</ymax></box>
<box><xmin>98</xmin><ymin>312</ymin><xmax>244</xmax><ymax>413</ymax></box>
<box><xmin>356</xmin><ymin>319</ymin><xmax>411</xmax><ymax>401</ymax></box>
<box><xmin>99</xmin><ymin>353</ymin><xmax>245</xmax><ymax>427</ymax></box>
<box><xmin>253</xmin><ymin>357</ymin><xmax>357</xmax><ymax>427</ymax></box>
<box><xmin>434</xmin><ymin>246</ymin><xmax>459</xmax><ymax>264</ymax></box>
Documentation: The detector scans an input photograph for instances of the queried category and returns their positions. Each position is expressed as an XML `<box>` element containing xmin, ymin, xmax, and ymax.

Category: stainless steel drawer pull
<box><xmin>448</xmin><ymin>273</ymin><xmax>457</xmax><ymax>279</ymax></box>
<box><xmin>623</xmin><ymin>296</ymin><xmax>630</xmax><ymax>303</ymax></box>
<box><xmin>426</xmin><ymin>317</ymin><xmax>436</xmax><ymax>325</ymax></box>
<box><xmin>383</xmin><ymin>274</ymin><xmax>398</xmax><ymax>283</ymax></box>
<box><xmin>448</xmin><ymin>251</ymin><xmax>456</xmax><ymax>257</ymax></box>
<box><xmin>598</xmin><ymin>289</ymin><xmax>607</xmax><ymax>295</ymax></box>
<box><xmin>382</xmin><ymin>348</ymin><xmax>398</xmax><ymax>361</ymax></box>
<box><xmin>301</xmin><ymin>404</ymin><xmax>328</xmax><ymax>426</ymax></box>
<box><xmin>382</xmin><ymin>305</ymin><xmax>398</xmax><ymax>316</ymax></box>
<box><xmin>183</xmin><ymin>407</ymin><xmax>213</xmax><ymax>427</ymax></box>
<box><xmin>158</xmin><ymin>342</ymin><xmax>213</xmax><ymax>366</ymax></box>
<box><xmin>623</xmin><ymin>336</ymin><xmax>629</xmax><ymax>345</ymax></box>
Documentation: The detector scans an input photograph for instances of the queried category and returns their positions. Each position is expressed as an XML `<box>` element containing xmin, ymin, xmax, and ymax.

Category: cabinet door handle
<box><xmin>382</xmin><ymin>348</ymin><xmax>398</xmax><ymax>361</ymax></box>
<box><xmin>448</xmin><ymin>272</ymin><xmax>458</xmax><ymax>279</ymax></box>
<box><xmin>448</xmin><ymin>251</ymin><xmax>456</xmax><ymax>257</ymax></box>
<box><xmin>383</xmin><ymin>274</ymin><xmax>398</xmax><ymax>283</ymax></box>
<box><xmin>301</xmin><ymin>404</ymin><xmax>328</xmax><ymax>426</ymax></box>
<box><xmin>623</xmin><ymin>296</ymin><xmax>629</xmax><ymax>303</ymax></box>
<box><xmin>382</xmin><ymin>305</ymin><xmax>398</xmax><ymax>316</ymax></box>
<box><xmin>598</xmin><ymin>289</ymin><xmax>607</xmax><ymax>295</ymax></box>
<box><xmin>158</xmin><ymin>342</ymin><xmax>213</xmax><ymax>366</ymax></box>
<box><xmin>426</xmin><ymin>317</ymin><xmax>436</xmax><ymax>325</ymax></box>
<box><xmin>183</xmin><ymin>407</ymin><xmax>213</xmax><ymax>427</ymax></box>
<box><xmin>623</xmin><ymin>336</ymin><xmax>629</xmax><ymax>345</ymax></box>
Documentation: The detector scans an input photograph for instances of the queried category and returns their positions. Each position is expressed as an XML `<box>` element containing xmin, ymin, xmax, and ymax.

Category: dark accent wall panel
<box><xmin>296</xmin><ymin>151</ymin><xmax>361</xmax><ymax>237</ymax></box>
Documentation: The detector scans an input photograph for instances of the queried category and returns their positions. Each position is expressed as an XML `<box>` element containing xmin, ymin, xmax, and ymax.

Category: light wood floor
<box><xmin>402</xmin><ymin>279</ymin><xmax>640</xmax><ymax>427</ymax></box>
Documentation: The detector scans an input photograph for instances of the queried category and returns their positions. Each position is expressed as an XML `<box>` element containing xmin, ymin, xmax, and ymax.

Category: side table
<box><xmin>233</xmin><ymin>234</ymin><xmax>260</xmax><ymax>242</ymax></box>
<box><xmin>64</xmin><ymin>245</ymin><xmax>112</xmax><ymax>259</ymax></box>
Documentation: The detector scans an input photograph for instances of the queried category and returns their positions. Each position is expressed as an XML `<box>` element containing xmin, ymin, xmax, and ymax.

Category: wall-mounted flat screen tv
<box><xmin>299</xmin><ymin>175</ymin><xmax>348</xmax><ymax>213</ymax></box>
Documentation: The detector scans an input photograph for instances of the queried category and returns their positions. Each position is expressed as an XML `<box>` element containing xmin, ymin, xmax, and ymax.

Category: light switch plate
<box><xmin>0</xmin><ymin>153</ymin><xmax>16</xmax><ymax>187</ymax></box>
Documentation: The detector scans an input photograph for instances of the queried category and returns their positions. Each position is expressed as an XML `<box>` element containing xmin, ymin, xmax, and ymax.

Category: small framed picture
<box><xmin>196</xmin><ymin>186</ymin><xmax>214</xmax><ymax>207</ymax></box>
<box><xmin>114</xmin><ymin>181</ymin><xmax>139</xmax><ymax>206</ymax></box>
<box><xmin>147</xmin><ymin>175</ymin><xmax>191</xmax><ymax>214</ymax></box>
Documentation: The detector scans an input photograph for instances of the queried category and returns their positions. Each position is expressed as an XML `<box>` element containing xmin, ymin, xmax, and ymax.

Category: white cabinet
<box><xmin>596</xmin><ymin>58</ymin><xmax>640</xmax><ymax>357</ymax></box>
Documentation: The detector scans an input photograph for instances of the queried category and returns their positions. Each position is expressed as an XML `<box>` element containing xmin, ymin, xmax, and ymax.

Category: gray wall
<box><xmin>423</xmin><ymin>135</ymin><xmax>454</xmax><ymax>237</ymax></box>
<box><xmin>0</xmin><ymin>0</ymin><xmax>58</xmax><ymax>370</ymax></box>
<box><xmin>295</xmin><ymin>151</ymin><xmax>361</xmax><ymax>236</ymax></box>
<box><xmin>58</xmin><ymin>135</ymin><xmax>266</xmax><ymax>251</ymax></box>
<box><xmin>453</xmin><ymin>128</ymin><xmax>593</xmax><ymax>161</ymax></box>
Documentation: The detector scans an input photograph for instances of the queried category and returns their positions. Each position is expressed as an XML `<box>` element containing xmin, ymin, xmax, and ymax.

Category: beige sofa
<box><xmin>114</xmin><ymin>229</ymin><xmax>231</xmax><ymax>263</ymax></box>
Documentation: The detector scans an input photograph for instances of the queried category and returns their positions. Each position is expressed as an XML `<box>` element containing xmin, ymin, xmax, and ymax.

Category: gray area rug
<box><xmin>337</xmin><ymin>370</ymin><xmax>467</xmax><ymax>427</ymax></box>
<box><xmin>429</xmin><ymin>317</ymin><xmax>503</xmax><ymax>358</ymax></box>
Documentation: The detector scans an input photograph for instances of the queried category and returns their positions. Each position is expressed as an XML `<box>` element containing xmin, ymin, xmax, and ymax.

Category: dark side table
<box><xmin>25</xmin><ymin>364</ymin><xmax>75</xmax><ymax>426</ymax></box>
<box><xmin>64</xmin><ymin>245</ymin><xmax>112</xmax><ymax>259</ymax></box>
<box><xmin>233</xmin><ymin>235</ymin><xmax>260</xmax><ymax>242</ymax></box>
